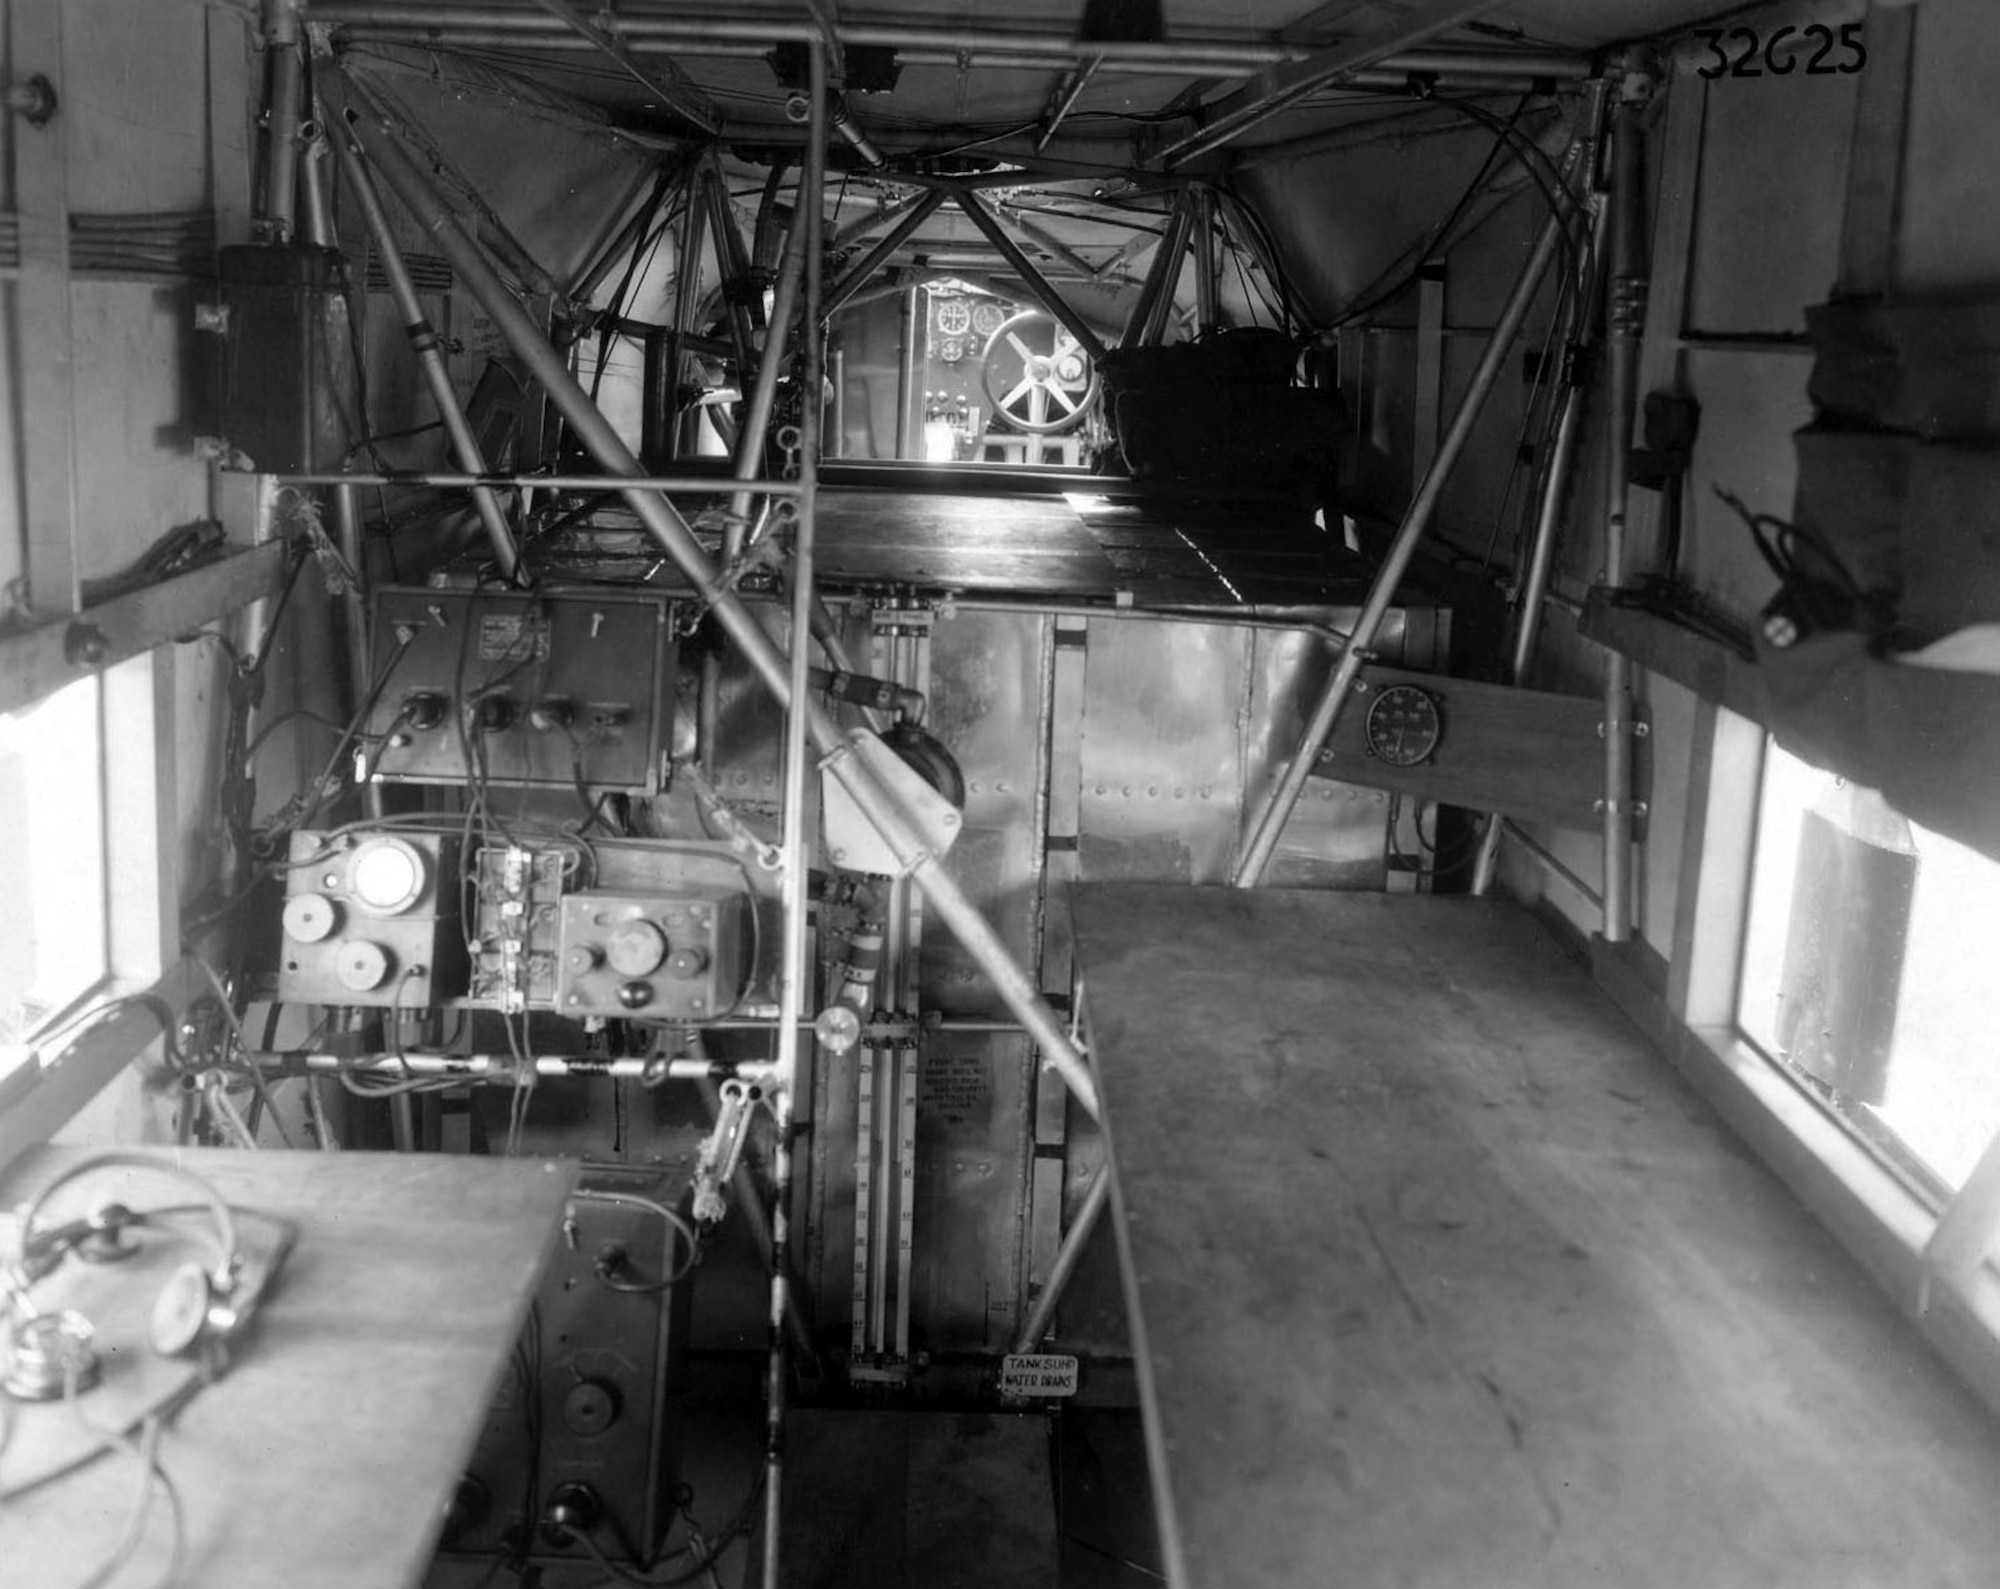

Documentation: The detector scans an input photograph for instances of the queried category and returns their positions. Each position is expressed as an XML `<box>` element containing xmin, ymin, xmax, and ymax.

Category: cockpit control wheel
<box><xmin>979</xmin><ymin>310</ymin><xmax>1099</xmax><ymax>435</ymax></box>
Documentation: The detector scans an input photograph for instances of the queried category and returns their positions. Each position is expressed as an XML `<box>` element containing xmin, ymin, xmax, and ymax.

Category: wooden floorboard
<box><xmin>1073</xmin><ymin>884</ymin><xmax>2000</xmax><ymax>1589</ymax></box>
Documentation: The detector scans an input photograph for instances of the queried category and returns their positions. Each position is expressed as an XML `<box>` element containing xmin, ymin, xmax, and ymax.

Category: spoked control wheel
<box><xmin>978</xmin><ymin>310</ymin><xmax>1099</xmax><ymax>434</ymax></box>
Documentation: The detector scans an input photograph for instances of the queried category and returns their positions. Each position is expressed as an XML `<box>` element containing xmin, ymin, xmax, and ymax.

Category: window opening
<box><xmin>0</xmin><ymin>675</ymin><xmax>110</xmax><ymax>1052</ymax></box>
<box><xmin>1739</xmin><ymin>739</ymin><xmax>2000</xmax><ymax>1194</ymax></box>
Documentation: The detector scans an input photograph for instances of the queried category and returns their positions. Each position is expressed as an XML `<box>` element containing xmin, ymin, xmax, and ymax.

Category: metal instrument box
<box><xmin>275</xmin><ymin>829</ymin><xmax>467</xmax><ymax>1008</ymax></box>
<box><xmin>364</xmin><ymin>585</ymin><xmax>678</xmax><ymax>795</ymax></box>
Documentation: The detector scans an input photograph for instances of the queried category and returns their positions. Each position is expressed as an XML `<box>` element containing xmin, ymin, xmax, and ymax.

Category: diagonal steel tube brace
<box><xmin>945</xmin><ymin>186</ymin><xmax>1109</xmax><ymax>364</ymax></box>
<box><xmin>329</xmin><ymin>124</ymin><xmax>521</xmax><ymax>580</ymax></box>
<box><xmin>1233</xmin><ymin>200</ymin><xmax>1571</xmax><ymax>888</ymax></box>
<box><xmin>339</xmin><ymin>87</ymin><xmax>1102</xmax><ymax>1122</ymax></box>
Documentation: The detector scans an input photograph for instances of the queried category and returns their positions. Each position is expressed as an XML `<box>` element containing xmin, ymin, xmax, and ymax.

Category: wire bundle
<box><xmin>0</xmin><ymin>210</ymin><xmax>217</xmax><ymax>282</ymax></box>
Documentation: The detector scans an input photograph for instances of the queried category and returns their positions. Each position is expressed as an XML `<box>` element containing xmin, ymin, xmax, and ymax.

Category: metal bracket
<box><xmin>868</xmin><ymin>601</ymin><xmax>936</xmax><ymax>636</ymax></box>
<box><xmin>691</xmin><ymin>1080</ymin><xmax>759</xmax><ymax>1225</ymax></box>
<box><xmin>821</xmin><ymin>728</ymin><xmax>963</xmax><ymax>877</ymax></box>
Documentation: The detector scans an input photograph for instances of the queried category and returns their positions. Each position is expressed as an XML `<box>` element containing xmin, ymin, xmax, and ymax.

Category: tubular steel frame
<box><xmin>1232</xmin><ymin>105</ymin><xmax>1601</xmax><ymax>888</ymax></box>
<box><xmin>332</xmin><ymin>63</ymin><xmax>1114</xmax><ymax>1575</ymax></box>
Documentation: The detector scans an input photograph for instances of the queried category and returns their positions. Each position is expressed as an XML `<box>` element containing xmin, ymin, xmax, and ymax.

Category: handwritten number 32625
<box><xmin>1696</xmin><ymin>24</ymin><xmax>1868</xmax><ymax>78</ymax></box>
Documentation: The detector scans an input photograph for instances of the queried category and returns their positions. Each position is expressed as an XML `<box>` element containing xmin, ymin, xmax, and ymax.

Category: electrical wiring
<box><xmin>1388</xmin><ymin>794</ymin><xmax>1490</xmax><ymax>877</ymax></box>
<box><xmin>337</xmin><ymin>1066</ymin><xmax>463</xmax><ymax>1099</ymax></box>
<box><xmin>1321</xmin><ymin>95</ymin><xmax>1533</xmax><ymax>331</ymax></box>
<box><xmin>1221</xmin><ymin>224</ymin><xmax>1281</xmax><ymax>328</ymax></box>
<box><xmin>1477</xmin><ymin>245</ymin><xmax>1592</xmax><ymax>572</ymax></box>
<box><xmin>69</xmin><ymin>1410</ymin><xmax>181</xmax><ymax>1589</ymax></box>
<box><xmin>569</xmin><ymin>726</ymin><xmax>616</xmax><ymax>835</ymax></box>
<box><xmin>501</xmin><ymin>1007</ymin><xmax>537</xmax><ymax>1157</ymax></box>
<box><xmin>189</xmin><ymin>956</ymin><xmax>296</xmax><ymax>1149</ymax></box>
<box><xmin>173</xmin><ymin>626</ymin><xmax>246</xmax><ymax>671</ymax></box>
<box><xmin>241</xmin><ymin>707</ymin><xmax>397</xmax><ymax>765</ymax></box>
<box><xmin>259</xmin><ymin>630</ymin><xmax>417</xmax><ymax>840</ymax></box>
<box><xmin>306</xmin><ymin>1074</ymin><xmax>339</xmax><ymax>1151</ymax></box>
<box><xmin>25</xmin><ymin>988</ymin><xmax>267</xmax><ymax>1164</ymax></box>
<box><xmin>564</xmin><ymin>1472</ymin><xmax>768</xmax><ymax>1589</ymax></box>
<box><xmin>910</xmin><ymin>118</ymin><xmax>1044</xmax><ymax>162</ymax></box>
<box><xmin>0</xmin><ymin>1369</ymin><xmax>192</xmax><ymax>1589</ymax></box>
<box><xmin>1214</xmin><ymin>186</ymin><xmax>1308</xmax><ymax>328</ymax></box>
<box><xmin>274</xmin><ymin>812</ymin><xmax>597</xmax><ymax>875</ymax></box>
<box><xmin>1429</xmin><ymin>90</ymin><xmax>1585</xmax><ymax>244</ymax></box>
<box><xmin>576</xmin><ymin>1188</ymin><xmax>701</xmax><ymax>1293</ymax></box>
<box><xmin>0</xmin><ymin>1371</ymin><xmax>204</xmax><ymax>1505</ymax></box>
<box><xmin>590</xmin><ymin>165</ymin><xmax>680</xmax><ymax>400</ymax></box>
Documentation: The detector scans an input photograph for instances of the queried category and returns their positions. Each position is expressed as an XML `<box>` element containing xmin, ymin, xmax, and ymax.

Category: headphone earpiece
<box><xmin>149</xmin><ymin>1260</ymin><xmax>224</xmax><ymax>1359</ymax></box>
<box><xmin>7</xmin><ymin>1153</ymin><xmax>244</xmax><ymax>1383</ymax></box>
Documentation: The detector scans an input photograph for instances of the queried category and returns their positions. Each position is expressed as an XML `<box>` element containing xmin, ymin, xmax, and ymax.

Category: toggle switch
<box><xmin>401</xmin><ymin>691</ymin><xmax>448</xmax><ymax>732</ymax></box>
<box><xmin>528</xmin><ymin>698</ymin><xmax>575</xmax><ymax>732</ymax></box>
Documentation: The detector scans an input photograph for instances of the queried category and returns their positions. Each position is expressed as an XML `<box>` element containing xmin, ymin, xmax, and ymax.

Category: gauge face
<box><xmin>348</xmin><ymin>836</ymin><xmax>426</xmax><ymax>914</ymax></box>
<box><xmin>935</xmin><ymin>298</ymin><xmax>971</xmax><ymax>335</ymax></box>
<box><xmin>1363</xmin><ymin>684</ymin><xmax>1443</xmax><ymax>767</ymax></box>
<box><xmin>938</xmin><ymin>336</ymin><xmax>965</xmax><ymax>363</ymax></box>
<box><xmin>971</xmin><ymin>301</ymin><xmax>1007</xmax><ymax>337</ymax></box>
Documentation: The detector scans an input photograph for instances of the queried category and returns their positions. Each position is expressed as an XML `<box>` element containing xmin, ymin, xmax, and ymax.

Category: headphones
<box><xmin>4</xmin><ymin>1152</ymin><xmax>244</xmax><ymax>1400</ymax></box>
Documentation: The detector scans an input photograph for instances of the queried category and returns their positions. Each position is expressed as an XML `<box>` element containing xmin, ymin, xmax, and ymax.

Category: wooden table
<box><xmin>1074</xmin><ymin>884</ymin><xmax>2000</xmax><ymax>1589</ymax></box>
<box><xmin>0</xmin><ymin>1147</ymin><xmax>578</xmax><ymax>1589</ymax></box>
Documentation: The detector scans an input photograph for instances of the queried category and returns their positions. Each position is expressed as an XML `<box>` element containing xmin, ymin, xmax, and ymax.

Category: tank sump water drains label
<box><xmin>1000</xmin><ymin>1353</ymin><xmax>1078</xmax><ymax>1397</ymax></box>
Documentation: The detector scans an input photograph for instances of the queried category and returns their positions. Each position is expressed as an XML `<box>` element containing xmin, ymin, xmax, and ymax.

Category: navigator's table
<box><xmin>0</xmin><ymin>1146</ymin><xmax>578</xmax><ymax>1588</ymax></box>
<box><xmin>1073</xmin><ymin>883</ymin><xmax>2000</xmax><ymax>1589</ymax></box>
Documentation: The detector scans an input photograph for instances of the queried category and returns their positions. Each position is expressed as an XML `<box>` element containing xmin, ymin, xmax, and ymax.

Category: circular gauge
<box><xmin>938</xmin><ymin>336</ymin><xmax>965</xmax><ymax>364</ymax></box>
<box><xmin>348</xmin><ymin>836</ymin><xmax>427</xmax><ymax>915</ymax></box>
<box><xmin>1363</xmin><ymin>684</ymin><xmax>1443</xmax><ymax>767</ymax></box>
<box><xmin>972</xmin><ymin>301</ymin><xmax>1007</xmax><ymax>337</ymax></box>
<box><xmin>935</xmin><ymin>298</ymin><xmax>971</xmax><ymax>336</ymax></box>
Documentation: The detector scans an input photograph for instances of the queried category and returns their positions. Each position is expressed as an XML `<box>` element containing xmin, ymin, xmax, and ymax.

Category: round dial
<box><xmin>938</xmin><ymin>336</ymin><xmax>965</xmax><ymax>364</ymax></box>
<box><xmin>348</xmin><ymin>837</ymin><xmax>426</xmax><ymax>915</ymax></box>
<box><xmin>935</xmin><ymin>298</ymin><xmax>971</xmax><ymax>335</ymax></box>
<box><xmin>605</xmin><ymin>919</ymin><xmax>668</xmax><ymax>978</ymax></box>
<box><xmin>971</xmin><ymin>302</ymin><xmax>1007</xmax><ymax>337</ymax></box>
<box><xmin>1363</xmin><ymin>684</ymin><xmax>1443</xmax><ymax>768</ymax></box>
<box><xmin>336</xmin><ymin>940</ymin><xmax>392</xmax><ymax>992</ymax></box>
<box><xmin>282</xmin><ymin>893</ymin><xmax>339</xmax><ymax>944</ymax></box>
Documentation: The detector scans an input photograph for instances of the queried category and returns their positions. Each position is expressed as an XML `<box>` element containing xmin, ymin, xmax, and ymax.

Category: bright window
<box><xmin>0</xmin><ymin>675</ymin><xmax>109</xmax><ymax>1046</ymax></box>
<box><xmin>1739</xmin><ymin>739</ymin><xmax>2000</xmax><ymax>1193</ymax></box>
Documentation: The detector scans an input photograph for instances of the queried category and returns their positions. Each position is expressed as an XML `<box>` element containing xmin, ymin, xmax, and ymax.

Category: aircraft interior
<box><xmin>4</xmin><ymin>1</ymin><xmax>2000</xmax><ymax>1585</ymax></box>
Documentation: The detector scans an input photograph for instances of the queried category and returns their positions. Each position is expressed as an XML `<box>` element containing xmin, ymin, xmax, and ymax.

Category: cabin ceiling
<box><xmin>318</xmin><ymin>0</ymin><xmax>1738</xmax><ymax>151</ymax></box>
<box><xmin>317</xmin><ymin>0</ymin><xmax>1746</xmax><ymax>325</ymax></box>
